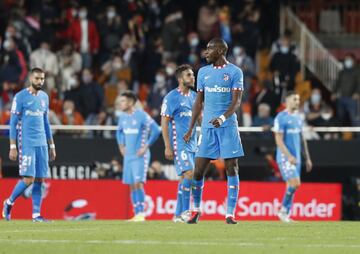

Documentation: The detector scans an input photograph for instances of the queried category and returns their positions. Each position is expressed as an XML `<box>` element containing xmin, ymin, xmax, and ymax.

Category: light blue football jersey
<box><xmin>197</xmin><ymin>62</ymin><xmax>243</xmax><ymax>128</ymax></box>
<box><xmin>9</xmin><ymin>88</ymin><xmax>52</xmax><ymax>147</ymax></box>
<box><xmin>116</xmin><ymin>109</ymin><xmax>161</xmax><ymax>158</ymax></box>
<box><xmin>273</xmin><ymin>110</ymin><xmax>303</xmax><ymax>162</ymax></box>
<box><xmin>161</xmin><ymin>88</ymin><xmax>197</xmax><ymax>153</ymax></box>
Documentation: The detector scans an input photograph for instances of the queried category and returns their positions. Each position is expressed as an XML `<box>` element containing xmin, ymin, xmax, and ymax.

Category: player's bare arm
<box><xmin>184</xmin><ymin>91</ymin><xmax>203</xmax><ymax>143</ymax></box>
<box><xmin>161</xmin><ymin>116</ymin><xmax>174</xmax><ymax>160</ymax></box>
<box><xmin>274</xmin><ymin>132</ymin><xmax>297</xmax><ymax>165</ymax></box>
<box><xmin>209</xmin><ymin>90</ymin><xmax>242</xmax><ymax>128</ymax></box>
<box><xmin>48</xmin><ymin>139</ymin><xmax>56</xmax><ymax>161</ymax></box>
<box><xmin>302</xmin><ymin>134</ymin><xmax>313</xmax><ymax>172</ymax></box>
<box><xmin>9</xmin><ymin>139</ymin><xmax>18</xmax><ymax>161</ymax></box>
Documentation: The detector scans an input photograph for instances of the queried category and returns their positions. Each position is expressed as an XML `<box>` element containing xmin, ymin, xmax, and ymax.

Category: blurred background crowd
<box><xmin>1</xmin><ymin>0</ymin><xmax>360</xmax><ymax>140</ymax></box>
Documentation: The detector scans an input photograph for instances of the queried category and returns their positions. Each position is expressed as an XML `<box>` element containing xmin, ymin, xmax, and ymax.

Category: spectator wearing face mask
<box><xmin>304</xmin><ymin>88</ymin><xmax>327</xmax><ymax>125</ymax></box>
<box><xmin>30</xmin><ymin>41</ymin><xmax>59</xmax><ymax>93</ymax></box>
<box><xmin>183</xmin><ymin>32</ymin><xmax>202</xmax><ymax>69</ymax></box>
<box><xmin>269</xmin><ymin>35</ymin><xmax>300</xmax><ymax>92</ymax></box>
<box><xmin>98</xmin><ymin>5</ymin><xmax>125</xmax><ymax>64</ymax></box>
<box><xmin>61</xmin><ymin>100</ymin><xmax>84</xmax><ymax>125</ymax></box>
<box><xmin>77</xmin><ymin>68</ymin><xmax>104</xmax><ymax>125</ymax></box>
<box><xmin>67</xmin><ymin>6</ymin><xmax>100</xmax><ymax>68</ymax></box>
<box><xmin>332</xmin><ymin>53</ymin><xmax>360</xmax><ymax>126</ymax></box>
<box><xmin>252</xmin><ymin>103</ymin><xmax>274</xmax><ymax>138</ymax></box>
<box><xmin>229</xmin><ymin>45</ymin><xmax>255</xmax><ymax>102</ymax></box>
<box><xmin>148</xmin><ymin>69</ymin><xmax>173</xmax><ymax>123</ymax></box>
<box><xmin>309</xmin><ymin>105</ymin><xmax>340</xmax><ymax>140</ymax></box>
<box><xmin>57</xmin><ymin>42</ymin><xmax>82</xmax><ymax>94</ymax></box>
<box><xmin>0</xmin><ymin>37</ymin><xmax>27</xmax><ymax>85</ymax></box>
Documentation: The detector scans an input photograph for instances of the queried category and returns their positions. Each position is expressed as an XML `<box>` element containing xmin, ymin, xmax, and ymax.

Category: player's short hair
<box><xmin>31</xmin><ymin>67</ymin><xmax>45</xmax><ymax>74</ymax></box>
<box><xmin>285</xmin><ymin>90</ymin><xmax>298</xmax><ymax>98</ymax></box>
<box><xmin>120</xmin><ymin>90</ymin><xmax>137</xmax><ymax>103</ymax></box>
<box><xmin>209</xmin><ymin>37</ymin><xmax>228</xmax><ymax>54</ymax></box>
<box><xmin>175</xmin><ymin>64</ymin><xmax>193</xmax><ymax>80</ymax></box>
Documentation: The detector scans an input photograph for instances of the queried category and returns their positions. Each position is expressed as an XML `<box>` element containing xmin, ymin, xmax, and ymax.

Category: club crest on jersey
<box><xmin>41</xmin><ymin>100</ymin><xmax>46</xmax><ymax>108</ymax></box>
<box><xmin>223</xmin><ymin>73</ymin><xmax>230</xmax><ymax>81</ymax></box>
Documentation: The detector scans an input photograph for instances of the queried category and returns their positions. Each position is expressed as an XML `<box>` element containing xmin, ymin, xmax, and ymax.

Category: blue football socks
<box><xmin>226</xmin><ymin>175</ymin><xmax>239</xmax><ymax>216</ymax></box>
<box><xmin>182</xmin><ymin>178</ymin><xmax>192</xmax><ymax>212</ymax></box>
<box><xmin>282</xmin><ymin>186</ymin><xmax>297</xmax><ymax>214</ymax></box>
<box><xmin>9</xmin><ymin>180</ymin><xmax>29</xmax><ymax>204</ymax></box>
<box><xmin>192</xmin><ymin>178</ymin><xmax>204</xmax><ymax>211</ymax></box>
<box><xmin>32</xmin><ymin>181</ymin><xmax>42</xmax><ymax>217</ymax></box>
<box><xmin>175</xmin><ymin>182</ymin><xmax>183</xmax><ymax>216</ymax></box>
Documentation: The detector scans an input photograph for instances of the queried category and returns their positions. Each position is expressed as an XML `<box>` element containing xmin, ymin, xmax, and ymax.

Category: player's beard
<box><xmin>31</xmin><ymin>83</ymin><xmax>42</xmax><ymax>91</ymax></box>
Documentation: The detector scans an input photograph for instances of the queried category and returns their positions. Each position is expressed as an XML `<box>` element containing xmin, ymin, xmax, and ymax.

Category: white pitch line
<box><xmin>0</xmin><ymin>239</ymin><xmax>359</xmax><ymax>249</ymax></box>
<box><xmin>0</xmin><ymin>228</ymin><xmax>98</xmax><ymax>233</ymax></box>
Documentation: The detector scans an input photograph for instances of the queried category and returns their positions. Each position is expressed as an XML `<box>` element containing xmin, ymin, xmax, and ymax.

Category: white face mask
<box><xmin>280</xmin><ymin>46</ymin><xmax>289</xmax><ymax>54</ymax></box>
<box><xmin>112</xmin><ymin>61</ymin><xmax>122</xmax><ymax>70</ymax></box>
<box><xmin>68</xmin><ymin>77</ymin><xmax>78</xmax><ymax>89</ymax></box>
<box><xmin>107</xmin><ymin>10</ymin><xmax>116</xmax><ymax>19</ymax></box>
<box><xmin>311</xmin><ymin>93</ymin><xmax>321</xmax><ymax>105</ymax></box>
<box><xmin>321</xmin><ymin>113</ymin><xmax>332</xmax><ymax>120</ymax></box>
<box><xmin>79</xmin><ymin>11</ymin><xmax>87</xmax><ymax>19</ymax></box>
<box><xmin>190</xmin><ymin>38</ymin><xmax>199</xmax><ymax>47</ymax></box>
<box><xmin>115</xmin><ymin>110</ymin><xmax>122</xmax><ymax>117</ymax></box>
<box><xmin>165</xmin><ymin>66</ymin><xmax>175</xmax><ymax>76</ymax></box>
<box><xmin>71</xmin><ymin>9</ymin><xmax>77</xmax><ymax>17</ymax></box>
<box><xmin>3</xmin><ymin>40</ymin><xmax>11</xmax><ymax>51</ymax></box>
<box><xmin>344</xmin><ymin>59</ymin><xmax>354</xmax><ymax>69</ymax></box>
<box><xmin>155</xmin><ymin>74</ymin><xmax>165</xmax><ymax>83</ymax></box>
<box><xmin>65</xmin><ymin>109</ymin><xmax>73</xmax><ymax>115</ymax></box>
<box><xmin>232</xmin><ymin>47</ymin><xmax>241</xmax><ymax>56</ymax></box>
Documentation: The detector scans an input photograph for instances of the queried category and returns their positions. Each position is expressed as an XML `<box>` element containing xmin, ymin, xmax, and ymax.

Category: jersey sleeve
<box><xmin>143</xmin><ymin>112</ymin><xmax>161</xmax><ymax>146</ymax></box>
<box><xmin>231</xmin><ymin>67</ymin><xmax>244</xmax><ymax>90</ymax></box>
<box><xmin>9</xmin><ymin>94</ymin><xmax>22</xmax><ymax>141</ymax></box>
<box><xmin>160</xmin><ymin>95</ymin><xmax>175</xmax><ymax>118</ymax></box>
<box><xmin>116</xmin><ymin>116</ymin><xmax>125</xmax><ymax>145</ymax></box>
<box><xmin>43</xmin><ymin>94</ymin><xmax>53</xmax><ymax>140</ymax></box>
<box><xmin>196</xmin><ymin>68</ymin><xmax>204</xmax><ymax>92</ymax></box>
<box><xmin>273</xmin><ymin>114</ymin><xmax>286</xmax><ymax>133</ymax></box>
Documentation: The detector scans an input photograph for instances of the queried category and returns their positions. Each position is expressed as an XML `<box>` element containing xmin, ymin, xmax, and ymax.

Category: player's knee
<box><xmin>23</xmin><ymin>177</ymin><xmax>34</xmax><ymax>185</ymax></box>
<box><xmin>193</xmin><ymin>169</ymin><xmax>203</xmax><ymax>181</ymax></box>
<box><xmin>225</xmin><ymin>164</ymin><xmax>239</xmax><ymax>176</ymax></box>
<box><xmin>183</xmin><ymin>170</ymin><xmax>193</xmax><ymax>179</ymax></box>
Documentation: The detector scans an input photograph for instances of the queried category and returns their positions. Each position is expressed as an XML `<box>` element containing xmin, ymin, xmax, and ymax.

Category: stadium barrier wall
<box><xmin>1</xmin><ymin>137</ymin><xmax>360</xmax><ymax>181</ymax></box>
<box><xmin>0</xmin><ymin>179</ymin><xmax>341</xmax><ymax>221</ymax></box>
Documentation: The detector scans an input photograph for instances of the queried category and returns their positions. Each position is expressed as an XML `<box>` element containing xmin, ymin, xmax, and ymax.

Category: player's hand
<box><xmin>209</xmin><ymin>118</ymin><xmax>223</xmax><ymax>128</ymax></box>
<box><xmin>137</xmin><ymin>145</ymin><xmax>148</xmax><ymax>157</ymax></box>
<box><xmin>183</xmin><ymin>130</ymin><xmax>192</xmax><ymax>143</ymax></box>
<box><xmin>49</xmin><ymin>148</ymin><xmax>56</xmax><ymax>161</ymax></box>
<box><xmin>288</xmin><ymin>155</ymin><xmax>297</xmax><ymax>165</ymax></box>
<box><xmin>9</xmin><ymin>148</ymin><xmax>18</xmax><ymax>161</ymax></box>
<box><xmin>306</xmin><ymin>159</ymin><xmax>313</xmax><ymax>172</ymax></box>
<box><xmin>164</xmin><ymin>147</ymin><xmax>174</xmax><ymax>160</ymax></box>
<box><xmin>120</xmin><ymin>146</ymin><xmax>126</xmax><ymax>156</ymax></box>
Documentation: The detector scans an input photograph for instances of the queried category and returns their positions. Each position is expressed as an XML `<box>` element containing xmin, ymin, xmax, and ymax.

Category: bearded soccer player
<box><xmin>3</xmin><ymin>68</ymin><xmax>56</xmax><ymax>222</ymax></box>
<box><xmin>116</xmin><ymin>90</ymin><xmax>161</xmax><ymax>222</ymax></box>
<box><xmin>161</xmin><ymin>64</ymin><xmax>197</xmax><ymax>222</ymax></box>
<box><xmin>274</xmin><ymin>91</ymin><xmax>312</xmax><ymax>223</ymax></box>
<box><xmin>184</xmin><ymin>38</ymin><xmax>244</xmax><ymax>224</ymax></box>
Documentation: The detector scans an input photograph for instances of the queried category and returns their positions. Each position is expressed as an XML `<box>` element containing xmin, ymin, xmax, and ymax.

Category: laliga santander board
<box><xmin>0</xmin><ymin>179</ymin><xmax>341</xmax><ymax>220</ymax></box>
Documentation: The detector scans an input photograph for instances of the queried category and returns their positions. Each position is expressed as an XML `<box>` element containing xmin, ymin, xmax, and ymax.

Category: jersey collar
<box><xmin>212</xmin><ymin>61</ymin><xmax>229</xmax><ymax>69</ymax></box>
<box><xmin>27</xmin><ymin>87</ymin><xmax>40</xmax><ymax>96</ymax></box>
<box><xmin>177</xmin><ymin>88</ymin><xmax>190</xmax><ymax>97</ymax></box>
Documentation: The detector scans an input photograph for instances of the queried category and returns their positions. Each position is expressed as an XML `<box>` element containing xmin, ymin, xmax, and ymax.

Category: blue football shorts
<box><xmin>277</xmin><ymin>154</ymin><xmax>301</xmax><ymax>181</ymax></box>
<box><xmin>122</xmin><ymin>151</ymin><xmax>151</xmax><ymax>185</ymax></box>
<box><xmin>19</xmin><ymin>145</ymin><xmax>49</xmax><ymax>178</ymax></box>
<box><xmin>196</xmin><ymin>125</ymin><xmax>244</xmax><ymax>159</ymax></box>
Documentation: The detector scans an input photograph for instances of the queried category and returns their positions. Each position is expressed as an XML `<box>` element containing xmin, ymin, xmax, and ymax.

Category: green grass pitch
<box><xmin>0</xmin><ymin>220</ymin><xmax>359</xmax><ymax>254</ymax></box>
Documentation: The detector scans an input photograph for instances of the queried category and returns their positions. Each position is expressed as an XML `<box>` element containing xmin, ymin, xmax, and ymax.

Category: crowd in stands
<box><xmin>0</xmin><ymin>0</ymin><xmax>360</xmax><ymax>141</ymax></box>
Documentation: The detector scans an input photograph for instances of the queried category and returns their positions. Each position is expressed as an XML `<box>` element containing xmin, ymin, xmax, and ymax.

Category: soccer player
<box><xmin>3</xmin><ymin>67</ymin><xmax>56</xmax><ymax>222</ymax></box>
<box><xmin>116</xmin><ymin>91</ymin><xmax>161</xmax><ymax>222</ymax></box>
<box><xmin>161</xmin><ymin>64</ymin><xmax>197</xmax><ymax>222</ymax></box>
<box><xmin>273</xmin><ymin>91</ymin><xmax>312</xmax><ymax>223</ymax></box>
<box><xmin>184</xmin><ymin>38</ymin><xmax>244</xmax><ymax>224</ymax></box>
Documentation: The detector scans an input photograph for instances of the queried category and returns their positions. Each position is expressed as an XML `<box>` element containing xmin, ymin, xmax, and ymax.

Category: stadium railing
<box><xmin>1</xmin><ymin>125</ymin><xmax>360</xmax><ymax>133</ymax></box>
<box><xmin>280</xmin><ymin>7</ymin><xmax>343</xmax><ymax>92</ymax></box>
